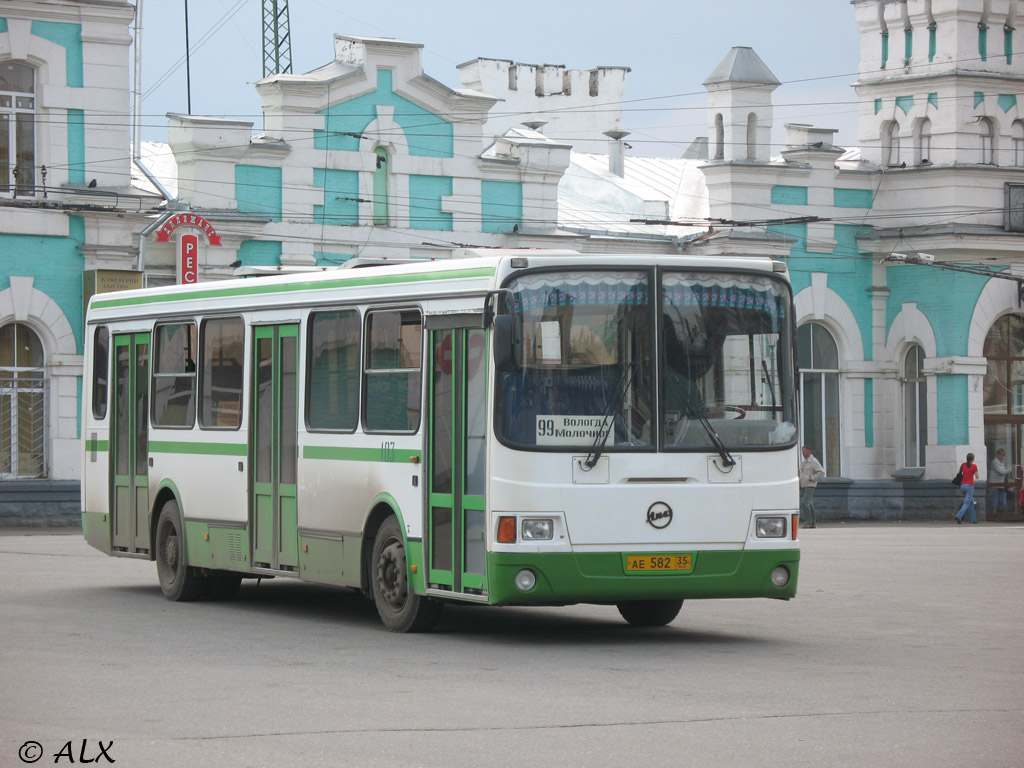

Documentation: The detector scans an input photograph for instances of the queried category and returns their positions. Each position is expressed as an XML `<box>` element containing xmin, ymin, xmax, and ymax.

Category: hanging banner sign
<box><xmin>179</xmin><ymin>234</ymin><xmax>199</xmax><ymax>284</ymax></box>
<box><xmin>155</xmin><ymin>213</ymin><xmax>222</xmax><ymax>246</ymax></box>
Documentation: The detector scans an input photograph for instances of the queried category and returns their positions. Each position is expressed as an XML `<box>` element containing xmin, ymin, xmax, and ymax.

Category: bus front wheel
<box><xmin>154</xmin><ymin>500</ymin><xmax>206</xmax><ymax>602</ymax></box>
<box><xmin>370</xmin><ymin>516</ymin><xmax>443</xmax><ymax>633</ymax></box>
<box><xmin>616</xmin><ymin>599</ymin><xmax>684</xmax><ymax>627</ymax></box>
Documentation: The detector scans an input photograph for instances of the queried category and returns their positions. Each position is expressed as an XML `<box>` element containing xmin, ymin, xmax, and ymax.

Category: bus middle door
<box><xmin>111</xmin><ymin>332</ymin><xmax>149</xmax><ymax>554</ymax></box>
<box><xmin>427</xmin><ymin>328</ymin><xmax>487</xmax><ymax>595</ymax></box>
<box><xmin>251</xmin><ymin>324</ymin><xmax>299</xmax><ymax>571</ymax></box>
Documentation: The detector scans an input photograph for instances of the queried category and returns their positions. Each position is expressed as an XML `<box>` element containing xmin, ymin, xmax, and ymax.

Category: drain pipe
<box><xmin>132</xmin><ymin>0</ymin><xmax>176</xmax><ymax>273</ymax></box>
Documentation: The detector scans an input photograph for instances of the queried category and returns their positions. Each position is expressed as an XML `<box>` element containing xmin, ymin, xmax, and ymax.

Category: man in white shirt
<box><xmin>799</xmin><ymin>445</ymin><xmax>826</xmax><ymax>529</ymax></box>
<box><xmin>989</xmin><ymin>448</ymin><xmax>1009</xmax><ymax>512</ymax></box>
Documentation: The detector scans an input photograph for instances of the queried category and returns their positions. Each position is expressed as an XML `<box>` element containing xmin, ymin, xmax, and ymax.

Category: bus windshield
<box><xmin>495</xmin><ymin>268</ymin><xmax>795</xmax><ymax>452</ymax></box>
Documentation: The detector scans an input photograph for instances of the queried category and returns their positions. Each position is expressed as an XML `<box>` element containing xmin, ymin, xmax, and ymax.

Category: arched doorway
<box><xmin>0</xmin><ymin>322</ymin><xmax>46</xmax><ymax>478</ymax></box>
<box><xmin>797</xmin><ymin>321</ymin><xmax>841</xmax><ymax>477</ymax></box>
<box><xmin>983</xmin><ymin>313</ymin><xmax>1024</xmax><ymax>519</ymax></box>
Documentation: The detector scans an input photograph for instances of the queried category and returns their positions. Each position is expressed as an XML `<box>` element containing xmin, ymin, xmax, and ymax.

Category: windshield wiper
<box><xmin>762</xmin><ymin>359</ymin><xmax>776</xmax><ymax>411</ymax></box>
<box><xmin>686</xmin><ymin>401</ymin><xmax>736</xmax><ymax>468</ymax></box>
<box><xmin>583</xmin><ymin>363</ymin><xmax>634</xmax><ymax>469</ymax></box>
<box><xmin>667</xmin><ymin>371</ymin><xmax>737</xmax><ymax>467</ymax></box>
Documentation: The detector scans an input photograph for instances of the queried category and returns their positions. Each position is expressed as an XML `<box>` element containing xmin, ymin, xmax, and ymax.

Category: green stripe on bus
<box><xmin>149</xmin><ymin>441</ymin><xmax>247</xmax><ymax>456</ymax></box>
<box><xmin>85</xmin><ymin>440</ymin><xmax>109</xmax><ymax>451</ymax></box>
<box><xmin>303</xmin><ymin>445</ymin><xmax>421</xmax><ymax>463</ymax></box>
<box><xmin>90</xmin><ymin>266</ymin><xmax>496</xmax><ymax>310</ymax></box>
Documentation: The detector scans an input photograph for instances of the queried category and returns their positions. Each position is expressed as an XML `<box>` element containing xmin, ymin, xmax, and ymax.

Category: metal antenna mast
<box><xmin>262</xmin><ymin>0</ymin><xmax>293</xmax><ymax>77</ymax></box>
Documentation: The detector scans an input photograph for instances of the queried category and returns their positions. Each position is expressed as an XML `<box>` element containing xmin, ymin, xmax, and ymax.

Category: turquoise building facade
<box><xmin>0</xmin><ymin>0</ymin><xmax>150</xmax><ymax>505</ymax></box>
<box><xmin>692</xmin><ymin>2</ymin><xmax>1024</xmax><ymax>519</ymax></box>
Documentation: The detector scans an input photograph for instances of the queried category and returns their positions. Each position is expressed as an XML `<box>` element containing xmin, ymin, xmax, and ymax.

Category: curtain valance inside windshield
<box><xmin>511</xmin><ymin>273</ymin><xmax>648</xmax><ymax>311</ymax></box>
<box><xmin>663</xmin><ymin>274</ymin><xmax>787</xmax><ymax>321</ymax></box>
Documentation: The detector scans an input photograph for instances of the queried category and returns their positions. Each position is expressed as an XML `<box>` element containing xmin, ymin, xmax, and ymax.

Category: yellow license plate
<box><xmin>624</xmin><ymin>554</ymin><xmax>693</xmax><ymax>573</ymax></box>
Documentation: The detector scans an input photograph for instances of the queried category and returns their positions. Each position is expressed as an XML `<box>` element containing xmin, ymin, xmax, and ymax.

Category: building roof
<box><xmin>558</xmin><ymin>153</ymin><xmax>709</xmax><ymax>239</ymax></box>
<box><xmin>703</xmin><ymin>46</ymin><xmax>780</xmax><ymax>86</ymax></box>
<box><xmin>131</xmin><ymin>141</ymin><xmax>178</xmax><ymax>198</ymax></box>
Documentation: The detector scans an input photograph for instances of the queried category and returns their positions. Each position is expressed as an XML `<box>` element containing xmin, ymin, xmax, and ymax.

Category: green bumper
<box><xmin>485</xmin><ymin>548</ymin><xmax>799</xmax><ymax>605</ymax></box>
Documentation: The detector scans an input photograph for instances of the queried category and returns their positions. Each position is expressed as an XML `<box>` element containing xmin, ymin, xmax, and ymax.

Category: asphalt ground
<box><xmin>1</xmin><ymin>521</ymin><xmax>1022</xmax><ymax>768</ymax></box>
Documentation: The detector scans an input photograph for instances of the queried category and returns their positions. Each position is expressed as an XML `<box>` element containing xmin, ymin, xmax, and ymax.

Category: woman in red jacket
<box><xmin>954</xmin><ymin>452</ymin><xmax>979</xmax><ymax>524</ymax></box>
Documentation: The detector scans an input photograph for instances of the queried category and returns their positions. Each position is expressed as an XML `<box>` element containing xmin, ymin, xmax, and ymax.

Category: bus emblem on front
<box><xmin>646</xmin><ymin>502</ymin><xmax>673</xmax><ymax>529</ymax></box>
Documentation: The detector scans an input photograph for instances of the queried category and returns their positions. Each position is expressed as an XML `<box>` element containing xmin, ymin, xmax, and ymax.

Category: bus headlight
<box><xmin>771</xmin><ymin>566</ymin><xmax>791</xmax><ymax>587</ymax></box>
<box><xmin>521</xmin><ymin>518</ymin><xmax>553</xmax><ymax>540</ymax></box>
<box><xmin>756</xmin><ymin>516</ymin><xmax>787</xmax><ymax>538</ymax></box>
<box><xmin>514</xmin><ymin>569</ymin><xmax>537</xmax><ymax>591</ymax></box>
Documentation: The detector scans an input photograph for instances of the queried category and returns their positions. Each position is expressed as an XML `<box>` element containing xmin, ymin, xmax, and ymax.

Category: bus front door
<box><xmin>427</xmin><ymin>328</ymin><xmax>488</xmax><ymax>595</ymax></box>
<box><xmin>251</xmin><ymin>324</ymin><xmax>299</xmax><ymax>571</ymax></box>
<box><xmin>111</xmin><ymin>332</ymin><xmax>149</xmax><ymax>554</ymax></box>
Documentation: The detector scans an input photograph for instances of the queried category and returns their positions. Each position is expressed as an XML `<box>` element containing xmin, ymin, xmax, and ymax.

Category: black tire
<box><xmin>204</xmin><ymin>571</ymin><xmax>243</xmax><ymax>601</ymax></box>
<box><xmin>154</xmin><ymin>500</ymin><xmax>206</xmax><ymax>602</ymax></box>
<box><xmin>616</xmin><ymin>599</ymin><xmax>684</xmax><ymax>627</ymax></box>
<box><xmin>370</xmin><ymin>516</ymin><xmax>443</xmax><ymax>632</ymax></box>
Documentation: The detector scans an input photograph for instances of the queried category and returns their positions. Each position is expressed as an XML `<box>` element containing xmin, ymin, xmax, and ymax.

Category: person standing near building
<box><xmin>799</xmin><ymin>445</ymin><xmax>826</xmax><ymax>529</ymax></box>
<box><xmin>954</xmin><ymin>452</ymin><xmax>980</xmax><ymax>524</ymax></box>
<box><xmin>989</xmin><ymin>448</ymin><xmax>1009</xmax><ymax>512</ymax></box>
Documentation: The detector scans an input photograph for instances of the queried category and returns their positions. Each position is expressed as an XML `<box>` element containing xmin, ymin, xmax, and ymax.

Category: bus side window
<box><xmin>153</xmin><ymin>322</ymin><xmax>197</xmax><ymax>428</ymax></box>
<box><xmin>92</xmin><ymin>326</ymin><xmax>109</xmax><ymax>420</ymax></box>
<box><xmin>308</xmin><ymin>309</ymin><xmax>360</xmax><ymax>431</ymax></box>
<box><xmin>199</xmin><ymin>317</ymin><xmax>244</xmax><ymax>429</ymax></box>
<box><xmin>364</xmin><ymin>309</ymin><xmax>421</xmax><ymax>432</ymax></box>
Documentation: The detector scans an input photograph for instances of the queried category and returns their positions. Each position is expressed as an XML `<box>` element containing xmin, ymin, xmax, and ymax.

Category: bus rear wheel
<box><xmin>616</xmin><ymin>599</ymin><xmax>684</xmax><ymax>627</ymax></box>
<box><xmin>370</xmin><ymin>516</ymin><xmax>443</xmax><ymax>633</ymax></box>
<box><xmin>154</xmin><ymin>500</ymin><xmax>205</xmax><ymax>602</ymax></box>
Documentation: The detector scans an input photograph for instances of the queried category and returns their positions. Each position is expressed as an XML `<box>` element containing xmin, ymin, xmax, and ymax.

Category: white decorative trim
<box><xmin>0</xmin><ymin>282</ymin><xmax>82</xmax><ymax>480</ymax></box>
<box><xmin>885</xmin><ymin>302</ymin><xmax>937</xmax><ymax>360</ymax></box>
<box><xmin>0</xmin><ymin>281</ymin><xmax>78</xmax><ymax>362</ymax></box>
<box><xmin>884</xmin><ymin>303</ymin><xmax>940</xmax><ymax>474</ymax></box>
<box><xmin>10</xmin><ymin>275</ymin><xmax>33</xmax><ymax>322</ymax></box>
<box><xmin>357</xmin><ymin>106</ymin><xmax>412</xmax><ymax>230</ymax></box>
<box><xmin>967</xmin><ymin>276</ymin><xmax>1021</xmax><ymax>357</ymax></box>
<box><xmin>794</xmin><ymin>277</ymin><xmax>865</xmax><ymax>361</ymax></box>
<box><xmin>793</xmin><ymin>281</ymin><xmax>866</xmax><ymax>476</ymax></box>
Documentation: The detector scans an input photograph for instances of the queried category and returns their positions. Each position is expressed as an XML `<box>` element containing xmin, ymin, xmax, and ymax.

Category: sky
<box><xmin>136</xmin><ymin>0</ymin><xmax>865</xmax><ymax>157</ymax></box>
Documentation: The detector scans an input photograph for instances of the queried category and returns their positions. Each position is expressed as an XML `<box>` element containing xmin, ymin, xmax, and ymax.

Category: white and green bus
<box><xmin>82</xmin><ymin>250</ymin><xmax>800</xmax><ymax>632</ymax></box>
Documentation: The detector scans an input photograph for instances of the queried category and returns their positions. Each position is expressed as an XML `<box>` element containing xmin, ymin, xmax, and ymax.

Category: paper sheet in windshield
<box><xmin>536</xmin><ymin>415</ymin><xmax>612</xmax><ymax>446</ymax></box>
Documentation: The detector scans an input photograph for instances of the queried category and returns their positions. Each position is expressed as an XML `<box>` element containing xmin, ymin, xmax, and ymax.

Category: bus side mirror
<box><xmin>493</xmin><ymin>315</ymin><xmax>521</xmax><ymax>373</ymax></box>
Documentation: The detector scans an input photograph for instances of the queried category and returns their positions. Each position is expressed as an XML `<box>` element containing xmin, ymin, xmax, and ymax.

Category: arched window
<box><xmin>1012</xmin><ymin>120</ymin><xmax>1024</xmax><ymax>167</ymax></box>
<box><xmin>746</xmin><ymin>112</ymin><xmax>757</xmax><ymax>160</ymax></box>
<box><xmin>903</xmin><ymin>344</ymin><xmax>927</xmax><ymax>467</ymax></box>
<box><xmin>373</xmin><ymin>147</ymin><xmax>389</xmax><ymax>225</ymax></box>
<box><xmin>916</xmin><ymin>118</ymin><xmax>932</xmax><ymax>165</ymax></box>
<box><xmin>0</xmin><ymin>62</ymin><xmax>36</xmax><ymax>196</ymax></box>
<box><xmin>982</xmin><ymin>313</ymin><xmax>1024</xmax><ymax>518</ymax></box>
<box><xmin>796</xmin><ymin>322</ymin><xmax>841</xmax><ymax>477</ymax></box>
<box><xmin>0</xmin><ymin>322</ymin><xmax>46</xmax><ymax>478</ymax></box>
<box><xmin>885</xmin><ymin>121</ymin><xmax>901</xmax><ymax>166</ymax></box>
<box><xmin>714</xmin><ymin>113</ymin><xmax>724</xmax><ymax>160</ymax></box>
<box><xmin>980</xmin><ymin>117</ymin><xmax>996</xmax><ymax>164</ymax></box>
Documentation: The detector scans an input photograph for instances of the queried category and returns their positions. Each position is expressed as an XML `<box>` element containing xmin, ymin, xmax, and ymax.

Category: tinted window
<box><xmin>364</xmin><ymin>309</ymin><xmax>421</xmax><ymax>432</ymax></box>
<box><xmin>152</xmin><ymin>322</ymin><xmax>197</xmax><ymax>428</ymax></box>
<box><xmin>308</xmin><ymin>310</ymin><xmax>360</xmax><ymax>431</ymax></box>
<box><xmin>199</xmin><ymin>317</ymin><xmax>244</xmax><ymax>429</ymax></box>
<box><xmin>92</xmin><ymin>326</ymin><xmax>109</xmax><ymax>419</ymax></box>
